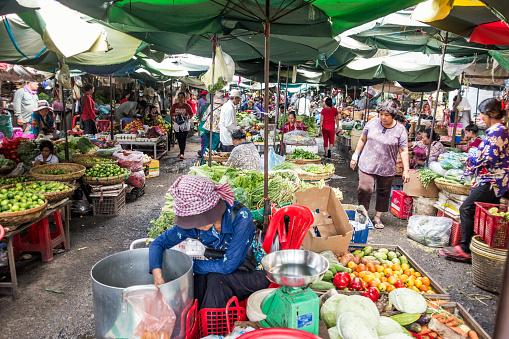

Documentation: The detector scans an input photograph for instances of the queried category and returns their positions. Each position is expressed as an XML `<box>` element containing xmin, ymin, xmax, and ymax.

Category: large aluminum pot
<box><xmin>91</xmin><ymin>248</ymin><xmax>193</xmax><ymax>339</ymax></box>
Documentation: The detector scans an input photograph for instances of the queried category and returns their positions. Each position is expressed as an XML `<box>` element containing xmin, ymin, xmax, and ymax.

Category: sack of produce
<box><xmin>407</xmin><ymin>215</ymin><xmax>452</xmax><ymax>247</ymax></box>
<box><xmin>113</xmin><ymin>151</ymin><xmax>144</xmax><ymax>172</ymax></box>
<box><xmin>126</xmin><ymin>169</ymin><xmax>145</xmax><ymax>188</ymax></box>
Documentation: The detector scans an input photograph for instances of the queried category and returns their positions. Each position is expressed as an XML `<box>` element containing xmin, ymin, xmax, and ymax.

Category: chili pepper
<box><xmin>361</xmin><ymin>287</ymin><xmax>380</xmax><ymax>302</ymax></box>
<box><xmin>348</xmin><ymin>277</ymin><xmax>364</xmax><ymax>291</ymax></box>
<box><xmin>333</xmin><ymin>272</ymin><xmax>351</xmax><ymax>289</ymax></box>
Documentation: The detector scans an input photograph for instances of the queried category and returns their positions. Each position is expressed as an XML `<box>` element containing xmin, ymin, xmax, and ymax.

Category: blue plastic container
<box><xmin>345</xmin><ymin>207</ymin><xmax>373</xmax><ymax>244</ymax></box>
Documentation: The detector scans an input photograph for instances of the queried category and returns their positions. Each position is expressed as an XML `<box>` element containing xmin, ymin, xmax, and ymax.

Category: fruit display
<box><xmin>124</xmin><ymin>119</ymin><xmax>144</xmax><ymax>134</ymax></box>
<box><xmin>40</xmin><ymin>169</ymin><xmax>74</xmax><ymax>175</ymax></box>
<box><xmin>81</xmin><ymin>157</ymin><xmax>116</xmax><ymax>163</ymax></box>
<box><xmin>85</xmin><ymin>164</ymin><xmax>130</xmax><ymax>178</ymax></box>
<box><xmin>488</xmin><ymin>207</ymin><xmax>509</xmax><ymax>221</ymax></box>
<box><xmin>0</xmin><ymin>158</ymin><xmax>15</xmax><ymax>168</ymax></box>
<box><xmin>314</xmin><ymin>247</ymin><xmax>436</xmax><ymax>295</ymax></box>
<box><xmin>0</xmin><ymin>183</ymin><xmax>50</xmax><ymax>213</ymax></box>
<box><xmin>0</xmin><ymin>176</ymin><xmax>33</xmax><ymax>186</ymax></box>
<box><xmin>145</xmin><ymin>126</ymin><xmax>166</xmax><ymax>138</ymax></box>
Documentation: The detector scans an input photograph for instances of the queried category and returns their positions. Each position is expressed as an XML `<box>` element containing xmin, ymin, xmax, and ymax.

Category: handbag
<box><xmin>175</xmin><ymin>114</ymin><xmax>185</xmax><ymax>126</ymax></box>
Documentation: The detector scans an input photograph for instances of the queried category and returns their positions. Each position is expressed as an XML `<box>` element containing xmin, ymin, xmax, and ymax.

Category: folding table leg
<box><xmin>7</xmin><ymin>237</ymin><xmax>18</xmax><ymax>299</ymax></box>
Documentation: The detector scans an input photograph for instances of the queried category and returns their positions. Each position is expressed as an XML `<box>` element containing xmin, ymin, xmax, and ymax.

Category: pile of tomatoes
<box><xmin>346</xmin><ymin>261</ymin><xmax>435</xmax><ymax>294</ymax></box>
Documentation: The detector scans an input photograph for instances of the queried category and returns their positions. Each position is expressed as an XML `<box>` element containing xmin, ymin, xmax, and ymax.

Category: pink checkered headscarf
<box><xmin>169</xmin><ymin>175</ymin><xmax>235</xmax><ymax>217</ymax></box>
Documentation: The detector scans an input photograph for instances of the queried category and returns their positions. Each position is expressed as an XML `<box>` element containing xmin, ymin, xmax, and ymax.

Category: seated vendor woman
<box><xmin>282</xmin><ymin>112</ymin><xmax>307</xmax><ymax>133</ymax></box>
<box><xmin>225</xmin><ymin>129</ymin><xmax>262</xmax><ymax>171</ymax></box>
<box><xmin>149</xmin><ymin>175</ymin><xmax>270</xmax><ymax>309</ymax></box>
<box><xmin>30</xmin><ymin>100</ymin><xmax>55</xmax><ymax>136</ymax></box>
<box><xmin>411</xmin><ymin>128</ymin><xmax>447</xmax><ymax>168</ymax></box>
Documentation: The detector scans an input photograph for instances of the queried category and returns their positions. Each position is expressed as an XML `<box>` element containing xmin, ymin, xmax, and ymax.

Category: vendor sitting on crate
<box><xmin>149</xmin><ymin>175</ymin><xmax>270</xmax><ymax>309</ymax></box>
<box><xmin>442</xmin><ymin>98</ymin><xmax>509</xmax><ymax>262</ymax></box>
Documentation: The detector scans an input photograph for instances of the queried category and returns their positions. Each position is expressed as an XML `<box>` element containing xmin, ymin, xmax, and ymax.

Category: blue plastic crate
<box><xmin>343</xmin><ymin>205</ymin><xmax>373</xmax><ymax>244</ymax></box>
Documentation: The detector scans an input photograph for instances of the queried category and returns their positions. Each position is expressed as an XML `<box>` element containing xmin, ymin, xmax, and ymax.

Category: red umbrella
<box><xmin>469</xmin><ymin>21</ymin><xmax>509</xmax><ymax>45</ymax></box>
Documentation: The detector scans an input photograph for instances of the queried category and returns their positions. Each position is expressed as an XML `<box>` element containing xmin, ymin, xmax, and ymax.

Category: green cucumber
<box><xmin>322</xmin><ymin>271</ymin><xmax>333</xmax><ymax>282</ymax></box>
<box><xmin>333</xmin><ymin>263</ymin><xmax>352</xmax><ymax>273</ymax></box>
<box><xmin>311</xmin><ymin>281</ymin><xmax>335</xmax><ymax>290</ymax></box>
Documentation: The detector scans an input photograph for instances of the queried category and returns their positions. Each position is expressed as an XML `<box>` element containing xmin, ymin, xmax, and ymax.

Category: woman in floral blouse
<box><xmin>442</xmin><ymin>98</ymin><xmax>509</xmax><ymax>262</ymax></box>
<box><xmin>411</xmin><ymin>128</ymin><xmax>447</xmax><ymax>168</ymax></box>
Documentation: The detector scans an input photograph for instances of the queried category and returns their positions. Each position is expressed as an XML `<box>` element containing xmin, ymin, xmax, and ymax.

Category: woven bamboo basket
<box><xmin>210</xmin><ymin>156</ymin><xmax>229</xmax><ymax>163</ymax></box>
<box><xmin>470</xmin><ymin>235</ymin><xmax>507</xmax><ymax>293</ymax></box>
<box><xmin>0</xmin><ymin>201</ymin><xmax>48</xmax><ymax>229</ymax></box>
<box><xmin>285</xmin><ymin>158</ymin><xmax>321</xmax><ymax>165</ymax></box>
<box><xmin>30</xmin><ymin>163</ymin><xmax>86</xmax><ymax>182</ymax></box>
<box><xmin>72</xmin><ymin>154</ymin><xmax>119</xmax><ymax>168</ymax></box>
<box><xmin>297</xmin><ymin>171</ymin><xmax>334</xmax><ymax>181</ymax></box>
<box><xmin>1</xmin><ymin>181</ymin><xmax>76</xmax><ymax>203</ymax></box>
<box><xmin>0</xmin><ymin>175</ymin><xmax>34</xmax><ymax>188</ymax></box>
<box><xmin>434</xmin><ymin>128</ymin><xmax>448</xmax><ymax>136</ymax></box>
<box><xmin>82</xmin><ymin>172</ymin><xmax>130</xmax><ymax>186</ymax></box>
<box><xmin>434</xmin><ymin>178</ymin><xmax>471</xmax><ymax>196</ymax></box>
<box><xmin>0</xmin><ymin>163</ymin><xmax>15</xmax><ymax>175</ymax></box>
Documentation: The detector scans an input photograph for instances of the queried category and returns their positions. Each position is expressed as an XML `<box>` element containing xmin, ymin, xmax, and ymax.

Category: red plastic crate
<box><xmin>186</xmin><ymin>297</ymin><xmax>246</xmax><ymax>339</ymax></box>
<box><xmin>474</xmin><ymin>202</ymin><xmax>509</xmax><ymax>249</ymax></box>
<box><xmin>390</xmin><ymin>190</ymin><xmax>413</xmax><ymax>219</ymax></box>
<box><xmin>437</xmin><ymin>210</ymin><xmax>462</xmax><ymax>246</ymax></box>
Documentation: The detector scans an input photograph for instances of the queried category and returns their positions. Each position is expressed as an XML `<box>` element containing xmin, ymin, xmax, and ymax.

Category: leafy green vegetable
<box><xmin>287</xmin><ymin>149</ymin><xmax>320</xmax><ymax>160</ymax></box>
<box><xmin>303</xmin><ymin>163</ymin><xmax>335</xmax><ymax>174</ymax></box>
<box><xmin>417</xmin><ymin>168</ymin><xmax>440</xmax><ymax>189</ymax></box>
<box><xmin>148</xmin><ymin>192</ymin><xmax>175</xmax><ymax>238</ymax></box>
<box><xmin>270</xmin><ymin>161</ymin><xmax>299</xmax><ymax>171</ymax></box>
<box><xmin>76</xmin><ymin>137</ymin><xmax>97</xmax><ymax>155</ymax></box>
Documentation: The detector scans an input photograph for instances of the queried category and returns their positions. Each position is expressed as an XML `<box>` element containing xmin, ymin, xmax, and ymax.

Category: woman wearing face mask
<box><xmin>351</xmin><ymin>99</ymin><xmax>410</xmax><ymax>229</ymax></box>
<box><xmin>149</xmin><ymin>175</ymin><xmax>270</xmax><ymax>309</ymax></box>
<box><xmin>442</xmin><ymin>98</ymin><xmax>509</xmax><ymax>262</ymax></box>
<box><xmin>170</xmin><ymin>92</ymin><xmax>194</xmax><ymax>159</ymax></box>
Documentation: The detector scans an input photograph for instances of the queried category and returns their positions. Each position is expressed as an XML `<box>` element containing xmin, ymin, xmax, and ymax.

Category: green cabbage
<box><xmin>328</xmin><ymin>327</ymin><xmax>342</xmax><ymax>339</ymax></box>
<box><xmin>320</xmin><ymin>293</ymin><xmax>348</xmax><ymax>328</ymax></box>
<box><xmin>336</xmin><ymin>312</ymin><xmax>377</xmax><ymax>339</ymax></box>
<box><xmin>376</xmin><ymin>316</ymin><xmax>405</xmax><ymax>337</ymax></box>
<box><xmin>388</xmin><ymin>288</ymin><xmax>427</xmax><ymax>314</ymax></box>
<box><xmin>335</xmin><ymin>295</ymin><xmax>380</xmax><ymax>326</ymax></box>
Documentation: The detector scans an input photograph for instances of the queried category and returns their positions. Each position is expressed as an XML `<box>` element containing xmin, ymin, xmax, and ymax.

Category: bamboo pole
<box><xmin>425</xmin><ymin>32</ymin><xmax>448</xmax><ymax>166</ymax></box>
<box><xmin>415</xmin><ymin>92</ymin><xmax>425</xmax><ymax>137</ymax></box>
<box><xmin>109</xmin><ymin>75</ymin><xmax>114</xmax><ymax>140</ymax></box>
<box><xmin>208</xmin><ymin>36</ymin><xmax>217</xmax><ymax>167</ymax></box>
<box><xmin>263</xmin><ymin>1</ymin><xmax>271</xmax><ymax>231</ymax></box>
<box><xmin>273</xmin><ymin>61</ymin><xmax>281</xmax><ymax>150</ymax></box>
<box><xmin>279</xmin><ymin>66</ymin><xmax>290</xmax><ymax>156</ymax></box>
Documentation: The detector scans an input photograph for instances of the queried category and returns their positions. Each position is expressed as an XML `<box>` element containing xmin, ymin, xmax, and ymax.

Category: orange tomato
<box><xmin>406</xmin><ymin>278</ymin><xmax>415</xmax><ymax>287</ymax></box>
<box><xmin>391</xmin><ymin>263</ymin><xmax>401</xmax><ymax>271</ymax></box>
<box><xmin>363</xmin><ymin>274</ymin><xmax>374</xmax><ymax>283</ymax></box>
<box><xmin>378</xmin><ymin>283</ymin><xmax>387</xmax><ymax>292</ymax></box>
<box><xmin>414</xmin><ymin>279</ymin><xmax>423</xmax><ymax>289</ymax></box>
<box><xmin>401</xmin><ymin>263</ymin><xmax>410</xmax><ymax>271</ymax></box>
<box><xmin>422</xmin><ymin>277</ymin><xmax>431</xmax><ymax>286</ymax></box>
<box><xmin>399</xmin><ymin>274</ymin><xmax>409</xmax><ymax>283</ymax></box>
<box><xmin>358</xmin><ymin>271</ymin><xmax>368</xmax><ymax>279</ymax></box>
<box><xmin>382</xmin><ymin>264</ymin><xmax>390</xmax><ymax>269</ymax></box>
<box><xmin>419</xmin><ymin>284</ymin><xmax>429</xmax><ymax>292</ymax></box>
<box><xmin>376</xmin><ymin>265</ymin><xmax>384</xmax><ymax>273</ymax></box>
<box><xmin>369</xmin><ymin>281</ymin><xmax>378</xmax><ymax>288</ymax></box>
<box><xmin>374</xmin><ymin>272</ymin><xmax>382</xmax><ymax>279</ymax></box>
<box><xmin>353</xmin><ymin>272</ymin><xmax>359</xmax><ymax>277</ymax></box>
<box><xmin>386</xmin><ymin>285</ymin><xmax>396</xmax><ymax>292</ymax></box>
<box><xmin>356</xmin><ymin>264</ymin><xmax>367</xmax><ymax>273</ymax></box>
<box><xmin>426</xmin><ymin>290</ymin><xmax>436</xmax><ymax>294</ymax></box>
<box><xmin>387</xmin><ymin>276</ymin><xmax>397</xmax><ymax>285</ymax></box>
<box><xmin>347</xmin><ymin>261</ymin><xmax>357</xmax><ymax>270</ymax></box>
<box><xmin>383</xmin><ymin>268</ymin><xmax>393</xmax><ymax>276</ymax></box>
<box><xmin>366</xmin><ymin>263</ymin><xmax>376</xmax><ymax>273</ymax></box>
<box><xmin>415</xmin><ymin>272</ymin><xmax>422</xmax><ymax>278</ymax></box>
<box><xmin>403</xmin><ymin>270</ymin><xmax>412</xmax><ymax>276</ymax></box>
<box><xmin>362</xmin><ymin>281</ymin><xmax>369</xmax><ymax>289</ymax></box>
<box><xmin>380</xmin><ymin>277</ymin><xmax>388</xmax><ymax>283</ymax></box>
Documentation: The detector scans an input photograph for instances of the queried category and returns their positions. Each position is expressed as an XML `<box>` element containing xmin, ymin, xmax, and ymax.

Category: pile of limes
<box><xmin>82</xmin><ymin>158</ymin><xmax>114</xmax><ymax>163</ymax></box>
<box><xmin>40</xmin><ymin>169</ymin><xmax>74</xmax><ymax>175</ymax></box>
<box><xmin>0</xmin><ymin>182</ymin><xmax>65</xmax><ymax>212</ymax></box>
<box><xmin>0</xmin><ymin>176</ymin><xmax>33</xmax><ymax>185</ymax></box>
<box><xmin>85</xmin><ymin>164</ymin><xmax>129</xmax><ymax>178</ymax></box>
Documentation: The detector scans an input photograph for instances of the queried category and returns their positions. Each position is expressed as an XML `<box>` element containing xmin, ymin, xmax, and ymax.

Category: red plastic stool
<box><xmin>13</xmin><ymin>210</ymin><xmax>68</xmax><ymax>262</ymax></box>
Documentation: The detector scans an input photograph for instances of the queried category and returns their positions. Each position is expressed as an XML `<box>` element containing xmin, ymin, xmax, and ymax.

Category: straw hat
<box><xmin>144</xmin><ymin>87</ymin><xmax>155</xmax><ymax>96</ymax></box>
<box><xmin>33</xmin><ymin>100</ymin><xmax>53</xmax><ymax>112</ymax></box>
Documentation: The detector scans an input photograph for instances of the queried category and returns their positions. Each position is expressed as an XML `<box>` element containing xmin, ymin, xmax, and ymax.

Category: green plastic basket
<box><xmin>251</xmin><ymin>202</ymin><xmax>292</xmax><ymax>223</ymax></box>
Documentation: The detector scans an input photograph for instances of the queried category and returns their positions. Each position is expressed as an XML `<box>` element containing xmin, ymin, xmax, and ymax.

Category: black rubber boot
<box><xmin>327</xmin><ymin>149</ymin><xmax>332</xmax><ymax>158</ymax></box>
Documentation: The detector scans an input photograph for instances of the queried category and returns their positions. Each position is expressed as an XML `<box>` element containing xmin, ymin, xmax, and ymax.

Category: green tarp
<box><xmin>490</xmin><ymin>50</ymin><xmax>509</xmax><ymax>72</ymax></box>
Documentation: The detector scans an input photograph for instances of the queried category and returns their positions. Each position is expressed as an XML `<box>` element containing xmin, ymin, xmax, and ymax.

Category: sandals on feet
<box><xmin>374</xmin><ymin>219</ymin><xmax>385</xmax><ymax>229</ymax></box>
<box><xmin>440</xmin><ymin>245</ymin><xmax>472</xmax><ymax>262</ymax></box>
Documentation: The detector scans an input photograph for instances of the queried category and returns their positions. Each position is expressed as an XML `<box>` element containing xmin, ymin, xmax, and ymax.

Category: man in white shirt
<box><xmin>219</xmin><ymin>90</ymin><xmax>242</xmax><ymax>152</ymax></box>
<box><xmin>296</xmin><ymin>94</ymin><xmax>311</xmax><ymax>116</ymax></box>
<box><xmin>13</xmin><ymin>81</ymin><xmax>39</xmax><ymax>130</ymax></box>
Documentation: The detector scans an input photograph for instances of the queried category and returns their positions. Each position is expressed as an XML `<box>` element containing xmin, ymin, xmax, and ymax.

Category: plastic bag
<box><xmin>232</xmin><ymin>187</ymin><xmax>251</xmax><ymax>208</ymax></box>
<box><xmin>440</xmin><ymin>158</ymin><xmax>463</xmax><ymax>170</ymax></box>
<box><xmin>261</xmin><ymin>147</ymin><xmax>285</xmax><ymax>171</ymax></box>
<box><xmin>407</xmin><ymin>215</ymin><xmax>453</xmax><ymax>247</ymax></box>
<box><xmin>126</xmin><ymin>170</ymin><xmax>145</xmax><ymax>188</ymax></box>
<box><xmin>95</xmin><ymin>145</ymin><xmax>123</xmax><ymax>157</ymax></box>
<box><xmin>201</xmin><ymin>46</ymin><xmax>235</xmax><ymax>94</ymax></box>
<box><xmin>283</xmin><ymin>130</ymin><xmax>315</xmax><ymax>145</ymax></box>
<box><xmin>429</xmin><ymin>161</ymin><xmax>446</xmax><ymax>176</ymax></box>
<box><xmin>113</xmin><ymin>151</ymin><xmax>144</xmax><ymax>172</ymax></box>
<box><xmin>124</xmin><ymin>287</ymin><xmax>176</xmax><ymax>339</ymax></box>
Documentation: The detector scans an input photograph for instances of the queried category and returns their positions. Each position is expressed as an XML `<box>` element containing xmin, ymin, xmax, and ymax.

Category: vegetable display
<box><xmin>148</xmin><ymin>191</ymin><xmax>175</xmax><ymax>238</ymax></box>
<box><xmin>76</xmin><ymin>137</ymin><xmax>99</xmax><ymax>155</ymax></box>
<box><xmin>0</xmin><ymin>176</ymin><xmax>33</xmax><ymax>185</ymax></box>
<box><xmin>303</xmin><ymin>163</ymin><xmax>335</xmax><ymax>174</ymax></box>
<box><xmin>417</xmin><ymin>168</ymin><xmax>440</xmax><ymax>189</ymax></box>
<box><xmin>40</xmin><ymin>169</ymin><xmax>73</xmax><ymax>175</ymax></box>
<box><xmin>84</xmin><ymin>164</ymin><xmax>129</xmax><ymax>178</ymax></box>
<box><xmin>0</xmin><ymin>158</ymin><xmax>14</xmax><ymax>168</ymax></box>
<box><xmin>286</xmin><ymin>148</ymin><xmax>320</xmax><ymax>160</ymax></box>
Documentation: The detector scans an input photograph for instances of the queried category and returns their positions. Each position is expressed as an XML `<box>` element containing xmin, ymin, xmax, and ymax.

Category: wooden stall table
<box><xmin>0</xmin><ymin>199</ymin><xmax>71</xmax><ymax>299</ymax></box>
<box><xmin>117</xmin><ymin>135</ymin><xmax>168</xmax><ymax>159</ymax></box>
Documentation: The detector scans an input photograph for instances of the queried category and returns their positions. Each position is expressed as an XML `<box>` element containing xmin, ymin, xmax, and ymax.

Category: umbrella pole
<box><xmin>425</xmin><ymin>32</ymin><xmax>448</xmax><ymax>167</ymax></box>
<box><xmin>363</xmin><ymin>86</ymin><xmax>368</xmax><ymax>125</ymax></box>
<box><xmin>273</xmin><ymin>61</ymin><xmax>281</xmax><ymax>151</ymax></box>
<box><xmin>263</xmin><ymin>2</ymin><xmax>271</xmax><ymax>232</ymax></box>
<box><xmin>280</xmin><ymin>66</ymin><xmax>290</xmax><ymax>156</ymax></box>
<box><xmin>474</xmin><ymin>86</ymin><xmax>480</xmax><ymax>125</ymax></box>
<box><xmin>169</xmin><ymin>79</ymin><xmax>174</xmax><ymax>150</ymax></box>
<box><xmin>208</xmin><ymin>36</ymin><xmax>217</xmax><ymax>167</ymax></box>
<box><xmin>415</xmin><ymin>92</ymin><xmax>424</xmax><ymax>138</ymax></box>
<box><xmin>110</xmin><ymin>74</ymin><xmax>114</xmax><ymax>140</ymax></box>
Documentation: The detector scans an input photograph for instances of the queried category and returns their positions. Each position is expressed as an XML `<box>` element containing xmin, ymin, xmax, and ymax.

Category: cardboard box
<box><xmin>293</xmin><ymin>186</ymin><xmax>353</xmax><ymax>254</ymax></box>
<box><xmin>403</xmin><ymin>169</ymin><xmax>439</xmax><ymax>198</ymax></box>
<box><xmin>391</xmin><ymin>190</ymin><xmax>413</xmax><ymax>219</ymax></box>
<box><xmin>146</xmin><ymin>160</ymin><xmax>160</xmax><ymax>178</ymax></box>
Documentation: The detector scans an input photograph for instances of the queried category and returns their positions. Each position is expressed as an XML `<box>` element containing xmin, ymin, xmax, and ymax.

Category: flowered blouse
<box><xmin>30</xmin><ymin>111</ymin><xmax>55</xmax><ymax>135</ymax></box>
<box><xmin>464</xmin><ymin>123</ymin><xmax>509</xmax><ymax>197</ymax></box>
<box><xmin>412</xmin><ymin>140</ymin><xmax>447</xmax><ymax>163</ymax></box>
<box><xmin>282</xmin><ymin>121</ymin><xmax>307</xmax><ymax>133</ymax></box>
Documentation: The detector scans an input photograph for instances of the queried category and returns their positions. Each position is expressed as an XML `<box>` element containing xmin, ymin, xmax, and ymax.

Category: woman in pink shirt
<box><xmin>80</xmin><ymin>84</ymin><xmax>98</xmax><ymax>135</ymax></box>
<box><xmin>320</xmin><ymin>97</ymin><xmax>339</xmax><ymax>158</ymax></box>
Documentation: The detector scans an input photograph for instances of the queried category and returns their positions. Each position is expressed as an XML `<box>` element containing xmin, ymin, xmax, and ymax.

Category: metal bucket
<box><xmin>91</xmin><ymin>248</ymin><xmax>193</xmax><ymax>339</ymax></box>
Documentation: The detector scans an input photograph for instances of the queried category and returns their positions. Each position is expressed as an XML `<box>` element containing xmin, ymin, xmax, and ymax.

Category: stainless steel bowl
<box><xmin>261</xmin><ymin>250</ymin><xmax>329</xmax><ymax>288</ymax></box>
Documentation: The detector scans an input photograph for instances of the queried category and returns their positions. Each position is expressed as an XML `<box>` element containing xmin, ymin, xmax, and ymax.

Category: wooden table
<box><xmin>0</xmin><ymin>199</ymin><xmax>71</xmax><ymax>299</ymax></box>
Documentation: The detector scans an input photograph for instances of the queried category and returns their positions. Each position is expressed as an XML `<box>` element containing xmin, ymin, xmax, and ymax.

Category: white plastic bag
<box><xmin>407</xmin><ymin>215</ymin><xmax>453</xmax><ymax>247</ymax></box>
<box><xmin>201</xmin><ymin>46</ymin><xmax>235</xmax><ymax>93</ymax></box>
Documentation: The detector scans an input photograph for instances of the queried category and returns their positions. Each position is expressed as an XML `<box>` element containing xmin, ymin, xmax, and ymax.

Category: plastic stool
<box><xmin>13</xmin><ymin>210</ymin><xmax>68</xmax><ymax>262</ymax></box>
